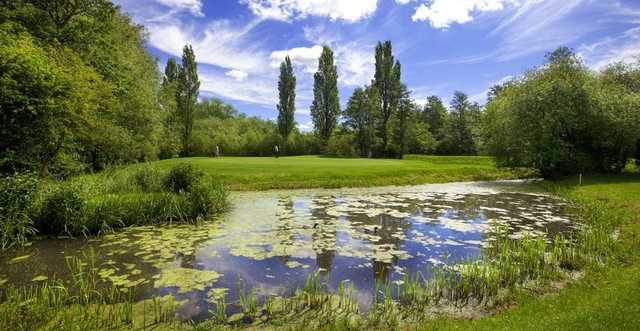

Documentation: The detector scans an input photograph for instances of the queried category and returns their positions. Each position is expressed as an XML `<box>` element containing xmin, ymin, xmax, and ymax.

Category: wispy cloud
<box><xmin>489</xmin><ymin>0</ymin><xmax>588</xmax><ymax>61</ymax></box>
<box><xmin>578</xmin><ymin>27</ymin><xmax>640</xmax><ymax>70</ymax></box>
<box><xmin>240</xmin><ymin>0</ymin><xmax>378</xmax><ymax>22</ymax></box>
<box><xmin>411</xmin><ymin>0</ymin><xmax>519</xmax><ymax>29</ymax></box>
<box><xmin>469</xmin><ymin>75</ymin><xmax>514</xmax><ymax>104</ymax></box>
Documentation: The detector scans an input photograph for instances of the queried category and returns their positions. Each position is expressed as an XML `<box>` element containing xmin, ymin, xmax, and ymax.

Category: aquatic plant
<box><xmin>0</xmin><ymin>172</ymin><xmax>39</xmax><ymax>248</ymax></box>
<box><xmin>0</xmin><ymin>253</ymin><xmax>180</xmax><ymax>330</ymax></box>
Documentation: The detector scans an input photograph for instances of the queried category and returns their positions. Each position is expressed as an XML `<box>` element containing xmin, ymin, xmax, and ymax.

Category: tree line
<box><xmin>1</xmin><ymin>0</ymin><xmax>638</xmax><ymax>178</ymax></box>
<box><xmin>274</xmin><ymin>41</ymin><xmax>484</xmax><ymax>159</ymax></box>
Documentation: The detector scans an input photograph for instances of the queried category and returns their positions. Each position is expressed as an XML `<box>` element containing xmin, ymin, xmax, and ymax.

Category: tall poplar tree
<box><xmin>373</xmin><ymin>40</ymin><xmax>402</xmax><ymax>155</ymax></box>
<box><xmin>176</xmin><ymin>45</ymin><xmax>199</xmax><ymax>156</ymax></box>
<box><xmin>163</xmin><ymin>58</ymin><xmax>178</xmax><ymax>87</ymax></box>
<box><xmin>390</xmin><ymin>85</ymin><xmax>413</xmax><ymax>159</ymax></box>
<box><xmin>310</xmin><ymin>46</ymin><xmax>340</xmax><ymax>145</ymax></box>
<box><xmin>277</xmin><ymin>56</ymin><xmax>296</xmax><ymax>139</ymax></box>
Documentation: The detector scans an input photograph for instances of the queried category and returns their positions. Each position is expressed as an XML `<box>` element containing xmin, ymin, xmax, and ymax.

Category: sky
<box><xmin>113</xmin><ymin>0</ymin><xmax>640</xmax><ymax>131</ymax></box>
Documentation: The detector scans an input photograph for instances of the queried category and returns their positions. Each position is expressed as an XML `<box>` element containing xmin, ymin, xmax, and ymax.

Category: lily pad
<box><xmin>154</xmin><ymin>268</ymin><xmax>222</xmax><ymax>294</ymax></box>
<box><xmin>9</xmin><ymin>254</ymin><xmax>32</xmax><ymax>264</ymax></box>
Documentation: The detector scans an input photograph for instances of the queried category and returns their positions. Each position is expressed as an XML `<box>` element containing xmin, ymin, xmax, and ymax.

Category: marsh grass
<box><xmin>0</xmin><ymin>251</ymin><xmax>179</xmax><ymax>331</ymax></box>
<box><xmin>0</xmin><ymin>163</ymin><xmax>227</xmax><ymax>246</ymax></box>
<box><xmin>218</xmin><ymin>189</ymin><xmax>625</xmax><ymax>330</ymax></box>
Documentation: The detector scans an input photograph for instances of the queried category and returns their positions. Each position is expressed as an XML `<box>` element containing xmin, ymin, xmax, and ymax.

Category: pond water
<box><xmin>0</xmin><ymin>180</ymin><xmax>574</xmax><ymax>320</ymax></box>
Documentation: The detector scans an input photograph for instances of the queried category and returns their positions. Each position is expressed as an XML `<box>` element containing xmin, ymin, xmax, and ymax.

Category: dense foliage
<box><xmin>0</xmin><ymin>163</ymin><xmax>227</xmax><ymax>244</ymax></box>
<box><xmin>484</xmin><ymin>48</ymin><xmax>640</xmax><ymax>177</ymax></box>
<box><xmin>277</xmin><ymin>56</ymin><xmax>297</xmax><ymax>140</ymax></box>
<box><xmin>0</xmin><ymin>0</ymin><xmax>166</xmax><ymax>176</ymax></box>
<box><xmin>311</xmin><ymin>46</ymin><xmax>341</xmax><ymax>147</ymax></box>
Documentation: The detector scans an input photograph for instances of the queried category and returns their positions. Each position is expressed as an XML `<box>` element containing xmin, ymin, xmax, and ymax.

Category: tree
<box><xmin>484</xmin><ymin>47</ymin><xmax>640</xmax><ymax>177</ymax></box>
<box><xmin>277</xmin><ymin>56</ymin><xmax>296</xmax><ymax>139</ymax></box>
<box><xmin>390</xmin><ymin>85</ymin><xmax>413</xmax><ymax>158</ymax></box>
<box><xmin>310</xmin><ymin>46</ymin><xmax>340</xmax><ymax>146</ymax></box>
<box><xmin>176</xmin><ymin>44</ymin><xmax>200</xmax><ymax>156</ymax></box>
<box><xmin>163</xmin><ymin>58</ymin><xmax>178</xmax><ymax>86</ymax></box>
<box><xmin>422</xmin><ymin>95</ymin><xmax>447</xmax><ymax>141</ymax></box>
<box><xmin>373</xmin><ymin>41</ymin><xmax>402</xmax><ymax>156</ymax></box>
<box><xmin>344</xmin><ymin>86</ymin><xmax>380</xmax><ymax>157</ymax></box>
<box><xmin>440</xmin><ymin>91</ymin><xmax>476</xmax><ymax>155</ymax></box>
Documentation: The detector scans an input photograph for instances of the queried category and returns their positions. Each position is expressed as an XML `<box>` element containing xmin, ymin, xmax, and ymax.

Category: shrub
<box><xmin>133</xmin><ymin>165</ymin><xmax>162</xmax><ymax>192</ymax></box>
<box><xmin>186</xmin><ymin>178</ymin><xmax>227</xmax><ymax>220</ymax></box>
<box><xmin>37</xmin><ymin>185</ymin><xmax>85</xmax><ymax>236</ymax></box>
<box><xmin>324</xmin><ymin>132</ymin><xmax>358</xmax><ymax>157</ymax></box>
<box><xmin>162</xmin><ymin>163</ymin><xmax>203</xmax><ymax>193</ymax></box>
<box><xmin>0</xmin><ymin>172</ymin><xmax>39</xmax><ymax>248</ymax></box>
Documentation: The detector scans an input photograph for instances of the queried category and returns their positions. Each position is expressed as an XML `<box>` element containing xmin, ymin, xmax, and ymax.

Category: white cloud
<box><xmin>334</xmin><ymin>43</ymin><xmax>375</xmax><ymax>86</ymax></box>
<box><xmin>469</xmin><ymin>75</ymin><xmax>514</xmax><ymax>104</ymax></box>
<box><xmin>241</xmin><ymin>0</ymin><xmax>378</xmax><ymax>22</ymax></box>
<box><xmin>412</xmin><ymin>0</ymin><xmax>518</xmax><ymax>29</ymax></box>
<box><xmin>489</xmin><ymin>0</ymin><xmax>590</xmax><ymax>61</ymax></box>
<box><xmin>146</xmin><ymin>19</ymin><xmax>270</xmax><ymax>73</ymax></box>
<box><xmin>297</xmin><ymin>120</ymin><xmax>314</xmax><ymax>132</ymax></box>
<box><xmin>200</xmin><ymin>71</ymin><xmax>276</xmax><ymax>105</ymax></box>
<box><xmin>155</xmin><ymin>0</ymin><xmax>203</xmax><ymax>16</ymax></box>
<box><xmin>270</xmin><ymin>45</ymin><xmax>323</xmax><ymax>73</ymax></box>
<box><xmin>578</xmin><ymin>27</ymin><xmax>640</xmax><ymax>70</ymax></box>
<box><xmin>225</xmin><ymin>69</ymin><xmax>249</xmax><ymax>81</ymax></box>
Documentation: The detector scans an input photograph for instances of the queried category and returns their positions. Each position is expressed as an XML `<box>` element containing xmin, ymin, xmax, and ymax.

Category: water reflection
<box><xmin>0</xmin><ymin>181</ymin><xmax>573</xmax><ymax>320</ymax></box>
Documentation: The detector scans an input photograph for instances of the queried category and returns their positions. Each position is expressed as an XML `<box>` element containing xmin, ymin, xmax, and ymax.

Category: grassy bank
<box><xmin>418</xmin><ymin>173</ymin><xmax>640</xmax><ymax>330</ymax></box>
<box><xmin>2</xmin><ymin>173</ymin><xmax>638</xmax><ymax>330</ymax></box>
<box><xmin>104</xmin><ymin>155</ymin><xmax>520</xmax><ymax>191</ymax></box>
<box><xmin>0</xmin><ymin>163</ymin><xmax>227</xmax><ymax>248</ymax></box>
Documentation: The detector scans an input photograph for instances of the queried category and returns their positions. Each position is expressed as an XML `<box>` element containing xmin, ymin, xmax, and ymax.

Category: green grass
<box><xmin>115</xmin><ymin>155</ymin><xmax>519</xmax><ymax>191</ymax></box>
<box><xmin>416</xmin><ymin>173</ymin><xmax>640</xmax><ymax>331</ymax></box>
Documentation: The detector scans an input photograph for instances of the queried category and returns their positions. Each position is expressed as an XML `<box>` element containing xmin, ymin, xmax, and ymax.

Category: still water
<box><xmin>0</xmin><ymin>180</ymin><xmax>573</xmax><ymax>320</ymax></box>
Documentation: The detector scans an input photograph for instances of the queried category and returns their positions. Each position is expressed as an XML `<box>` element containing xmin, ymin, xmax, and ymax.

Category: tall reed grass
<box><xmin>0</xmin><ymin>163</ymin><xmax>227</xmax><ymax>246</ymax></box>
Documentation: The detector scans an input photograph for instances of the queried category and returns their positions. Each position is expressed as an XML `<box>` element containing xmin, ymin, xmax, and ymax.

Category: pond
<box><xmin>0</xmin><ymin>180</ymin><xmax>574</xmax><ymax>320</ymax></box>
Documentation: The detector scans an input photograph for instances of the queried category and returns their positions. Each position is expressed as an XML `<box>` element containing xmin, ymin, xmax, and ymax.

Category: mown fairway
<box><xmin>138</xmin><ymin>155</ymin><xmax>517</xmax><ymax>190</ymax></box>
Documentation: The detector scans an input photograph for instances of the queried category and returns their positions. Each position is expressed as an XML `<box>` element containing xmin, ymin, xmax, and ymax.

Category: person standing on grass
<box><xmin>214</xmin><ymin>145</ymin><xmax>220</xmax><ymax>158</ymax></box>
<box><xmin>274</xmin><ymin>144</ymin><xmax>279</xmax><ymax>158</ymax></box>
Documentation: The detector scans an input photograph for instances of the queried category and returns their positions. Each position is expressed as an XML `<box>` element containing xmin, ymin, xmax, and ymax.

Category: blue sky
<box><xmin>114</xmin><ymin>0</ymin><xmax>640</xmax><ymax>131</ymax></box>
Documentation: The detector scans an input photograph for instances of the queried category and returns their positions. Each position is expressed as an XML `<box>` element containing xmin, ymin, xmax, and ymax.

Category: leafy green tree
<box><xmin>0</xmin><ymin>29</ymin><xmax>70</xmax><ymax>173</ymax></box>
<box><xmin>389</xmin><ymin>85</ymin><xmax>414</xmax><ymax>158</ymax></box>
<box><xmin>310</xmin><ymin>46</ymin><xmax>340</xmax><ymax>146</ymax></box>
<box><xmin>277</xmin><ymin>56</ymin><xmax>296</xmax><ymax>140</ymax></box>
<box><xmin>439</xmin><ymin>91</ymin><xmax>476</xmax><ymax>155</ymax></box>
<box><xmin>373</xmin><ymin>41</ymin><xmax>402</xmax><ymax>156</ymax></box>
<box><xmin>158</xmin><ymin>58</ymin><xmax>180</xmax><ymax>158</ymax></box>
<box><xmin>422</xmin><ymin>95</ymin><xmax>448</xmax><ymax>141</ymax></box>
<box><xmin>163</xmin><ymin>58</ymin><xmax>178</xmax><ymax>86</ymax></box>
<box><xmin>176</xmin><ymin>45</ymin><xmax>200</xmax><ymax>156</ymax></box>
<box><xmin>344</xmin><ymin>86</ymin><xmax>380</xmax><ymax>157</ymax></box>
<box><xmin>484</xmin><ymin>48</ymin><xmax>640</xmax><ymax>177</ymax></box>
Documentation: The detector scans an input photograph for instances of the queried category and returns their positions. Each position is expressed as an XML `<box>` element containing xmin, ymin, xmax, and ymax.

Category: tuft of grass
<box><xmin>1</xmin><ymin>163</ymin><xmax>227</xmax><ymax>247</ymax></box>
<box><xmin>0</xmin><ymin>172</ymin><xmax>38</xmax><ymax>248</ymax></box>
<box><xmin>0</xmin><ymin>251</ymin><xmax>180</xmax><ymax>330</ymax></box>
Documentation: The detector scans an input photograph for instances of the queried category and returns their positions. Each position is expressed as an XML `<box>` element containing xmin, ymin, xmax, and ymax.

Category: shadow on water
<box><xmin>0</xmin><ymin>180</ymin><xmax>574</xmax><ymax>321</ymax></box>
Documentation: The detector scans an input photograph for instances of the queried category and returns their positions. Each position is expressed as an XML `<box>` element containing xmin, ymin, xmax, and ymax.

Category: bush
<box><xmin>162</xmin><ymin>163</ymin><xmax>203</xmax><ymax>193</ymax></box>
<box><xmin>133</xmin><ymin>165</ymin><xmax>162</xmax><ymax>192</ymax></box>
<box><xmin>37</xmin><ymin>185</ymin><xmax>85</xmax><ymax>236</ymax></box>
<box><xmin>0</xmin><ymin>172</ymin><xmax>39</xmax><ymax>248</ymax></box>
<box><xmin>324</xmin><ymin>132</ymin><xmax>358</xmax><ymax>157</ymax></box>
<box><xmin>484</xmin><ymin>49</ymin><xmax>640</xmax><ymax>177</ymax></box>
<box><xmin>186</xmin><ymin>178</ymin><xmax>227</xmax><ymax>220</ymax></box>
